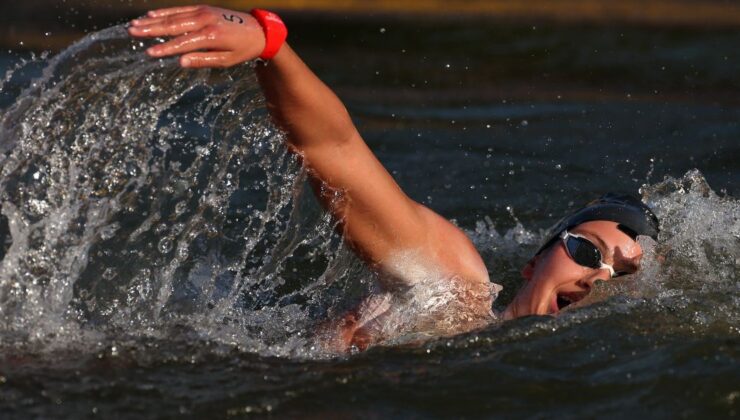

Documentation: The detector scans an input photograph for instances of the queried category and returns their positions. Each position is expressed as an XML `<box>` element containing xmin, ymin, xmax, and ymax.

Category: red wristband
<box><xmin>250</xmin><ymin>9</ymin><xmax>288</xmax><ymax>60</ymax></box>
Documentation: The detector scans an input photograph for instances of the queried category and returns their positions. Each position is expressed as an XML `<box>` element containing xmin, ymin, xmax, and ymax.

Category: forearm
<box><xmin>256</xmin><ymin>44</ymin><xmax>358</xmax><ymax>152</ymax></box>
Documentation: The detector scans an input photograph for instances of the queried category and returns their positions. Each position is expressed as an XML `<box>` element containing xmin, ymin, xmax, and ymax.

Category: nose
<box><xmin>577</xmin><ymin>270</ymin><xmax>610</xmax><ymax>290</ymax></box>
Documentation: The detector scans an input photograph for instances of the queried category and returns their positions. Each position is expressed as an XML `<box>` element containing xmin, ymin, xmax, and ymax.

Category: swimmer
<box><xmin>128</xmin><ymin>5</ymin><xmax>659</xmax><ymax>352</ymax></box>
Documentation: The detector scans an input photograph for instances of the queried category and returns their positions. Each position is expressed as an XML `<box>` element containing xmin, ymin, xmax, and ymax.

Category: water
<box><xmin>0</xmin><ymin>23</ymin><xmax>738</xmax><ymax>418</ymax></box>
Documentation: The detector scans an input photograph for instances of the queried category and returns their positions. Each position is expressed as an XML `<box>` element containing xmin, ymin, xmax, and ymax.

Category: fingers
<box><xmin>180</xmin><ymin>52</ymin><xmax>235</xmax><ymax>68</ymax></box>
<box><xmin>128</xmin><ymin>5</ymin><xmax>243</xmax><ymax>68</ymax></box>
<box><xmin>147</xmin><ymin>5</ymin><xmax>202</xmax><ymax>18</ymax></box>
<box><xmin>131</xmin><ymin>10</ymin><xmax>200</xmax><ymax>27</ymax></box>
<box><xmin>128</xmin><ymin>12</ymin><xmax>214</xmax><ymax>38</ymax></box>
<box><xmin>146</xmin><ymin>30</ymin><xmax>216</xmax><ymax>58</ymax></box>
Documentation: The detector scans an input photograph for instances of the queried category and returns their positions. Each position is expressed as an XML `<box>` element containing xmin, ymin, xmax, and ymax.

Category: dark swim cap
<box><xmin>536</xmin><ymin>193</ymin><xmax>659</xmax><ymax>255</ymax></box>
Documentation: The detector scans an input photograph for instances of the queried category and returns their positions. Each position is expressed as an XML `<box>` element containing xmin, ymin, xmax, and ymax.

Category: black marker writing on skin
<box><xmin>222</xmin><ymin>14</ymin><xmax>244</xmax><ymax>24</ymax></box>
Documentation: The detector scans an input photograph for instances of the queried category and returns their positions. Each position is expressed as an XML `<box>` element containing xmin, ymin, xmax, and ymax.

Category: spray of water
<box><xmin>0</xmin><ymin>26</ymin><xmax>380</xmax><ymax>357</ymax></box>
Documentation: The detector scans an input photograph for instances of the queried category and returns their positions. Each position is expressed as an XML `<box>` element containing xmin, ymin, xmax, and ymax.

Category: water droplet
<box><xmin>158</xmin><ymin>237</ymin><xmax>174</xmax><ymax>254</ymax></box>
<box><xmin>175</xmin><ymin>201</ymin><xmax>188</xmax><ymax>216</ymax></box>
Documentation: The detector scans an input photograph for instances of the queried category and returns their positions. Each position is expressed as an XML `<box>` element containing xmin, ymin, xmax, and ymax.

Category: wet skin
<box><xmin>503</xmin><ymin>220</ymin><xmax>643</xmax><ymax>319</ymax></box>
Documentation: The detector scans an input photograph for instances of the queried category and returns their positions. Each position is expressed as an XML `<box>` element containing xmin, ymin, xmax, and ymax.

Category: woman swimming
<box><xmin>128</xmin><ymin>5</ymin><xmax>659</xmax><ymax>352</ymax></box>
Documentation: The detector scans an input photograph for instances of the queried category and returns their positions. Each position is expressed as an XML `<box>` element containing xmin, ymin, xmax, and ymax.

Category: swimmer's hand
<box><xmin>128</xmin><ymin>5</ymin><xmax>266</xmax><ymax>68</ymax></box>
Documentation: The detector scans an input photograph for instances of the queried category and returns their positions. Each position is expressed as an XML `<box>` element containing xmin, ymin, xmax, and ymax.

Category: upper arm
<box><xmin>301</xmin><ymin>133</ymin><xmax>489</xmax><ymax>287</ymax></box>
<box><xmin>300</xmin><ymin>131</ymin><xmax>428</xmax><ymax>266</ymax></box>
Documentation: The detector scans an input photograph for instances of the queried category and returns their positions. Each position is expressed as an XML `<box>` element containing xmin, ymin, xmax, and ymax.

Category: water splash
<box><xmin>637</xmin><ymin>170</ymin><xmax>739</xmax><ymax>330</ymax></box>
<box><xmin>0</xmin><ymin>26</ymin><xmax>372</xmax><ymax>357</ymax></box>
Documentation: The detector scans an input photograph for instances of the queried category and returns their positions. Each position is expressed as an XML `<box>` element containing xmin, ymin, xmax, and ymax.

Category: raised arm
<box><xmin>255</xmin><ymin>45</ymin><xmax>430</xmax><ymax>268</ymax></box>
<box><xmin>128</xmin><ymin>5</ymin><xmax>489</xmax><ymax>287</ymax></box>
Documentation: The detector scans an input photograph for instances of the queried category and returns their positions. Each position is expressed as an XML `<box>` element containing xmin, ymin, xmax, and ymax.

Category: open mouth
<box><xmin>554</xmin><ymin>291</ymin><xmax>589</xmax><ymax>312</ymax></box>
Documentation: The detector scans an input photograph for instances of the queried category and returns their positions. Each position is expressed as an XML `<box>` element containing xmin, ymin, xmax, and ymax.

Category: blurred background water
<box><xmin>0</xmin><ymin>1</ymin><xmax>738</xmax><ymax>418</ymax></box>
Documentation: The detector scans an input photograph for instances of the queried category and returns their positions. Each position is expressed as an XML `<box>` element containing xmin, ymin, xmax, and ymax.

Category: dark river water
<box><xmin>0</xmin><ymin>17</ymin><xmax>738</xmax><ymax>419</ymax></box>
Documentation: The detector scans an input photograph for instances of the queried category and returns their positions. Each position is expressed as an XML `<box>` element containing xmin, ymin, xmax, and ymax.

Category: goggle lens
<box><xmin>565</xmin><ymin>235</ymin><xmax>602</xmax><ymax>269</ymax></box>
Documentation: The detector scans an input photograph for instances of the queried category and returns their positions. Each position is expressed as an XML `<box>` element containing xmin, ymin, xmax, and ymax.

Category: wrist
<box><xmin>250</xmin><ymin>9</ymin><xmax>288</xmax><ymax>60</ymax></box>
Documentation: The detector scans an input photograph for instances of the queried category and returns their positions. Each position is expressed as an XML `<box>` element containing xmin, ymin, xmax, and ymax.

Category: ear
<box><xmin>521</xmin><ymin>254</ymin><xmax>539</xmax><ymax>280</ymax></box>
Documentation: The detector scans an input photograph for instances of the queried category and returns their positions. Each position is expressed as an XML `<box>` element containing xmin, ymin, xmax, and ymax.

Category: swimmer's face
<box><xmin>503</xmin><ymin>220</ymin><xmax>643</xmax><ymax>319</ymax></box>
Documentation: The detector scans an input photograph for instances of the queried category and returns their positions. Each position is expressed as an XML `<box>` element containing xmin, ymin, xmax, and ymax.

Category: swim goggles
<box><xmin>560</xmin><ymin>230</ymin><xmax>615</xmax><ymax>277</ymax></box>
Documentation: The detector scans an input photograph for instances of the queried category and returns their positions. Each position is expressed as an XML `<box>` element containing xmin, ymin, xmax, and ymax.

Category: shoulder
<box><xmin>413</xmin><ymin>203</ymin><xmax>491</xmax><ymax>287</ymax></box>
<box><xmin>372</xmin><ymin>202</ymin><xmax>498</xmax><ymax>311</ymax></box>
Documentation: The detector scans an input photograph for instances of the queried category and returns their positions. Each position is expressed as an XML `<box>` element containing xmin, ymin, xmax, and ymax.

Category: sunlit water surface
<box><xmin>0</xmin><ymin>25</ymin><xmax>738</xmax><ymax>418</ymax></box>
